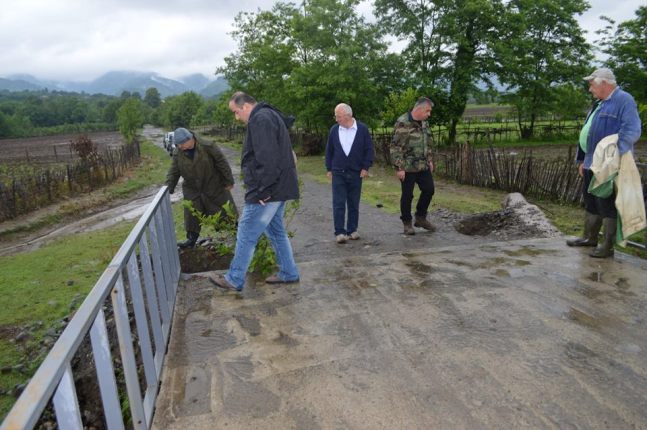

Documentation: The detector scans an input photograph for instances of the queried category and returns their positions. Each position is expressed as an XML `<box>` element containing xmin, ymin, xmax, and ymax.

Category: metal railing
<box><xmin>1</xmin><ymin>187</ymin><xmax>180</xmax><ymax>430</ymax></box>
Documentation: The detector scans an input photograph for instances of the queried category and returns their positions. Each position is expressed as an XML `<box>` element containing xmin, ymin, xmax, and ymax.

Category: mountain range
<box><xmin>0</xmin><ymin>71</ymin><xmax>229</xmax><ymax>98</ymax></box>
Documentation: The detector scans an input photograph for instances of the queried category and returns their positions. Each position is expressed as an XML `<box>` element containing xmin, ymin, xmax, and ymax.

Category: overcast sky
<box><xmin>0</xmin><ymin>0</ymin><xmax>642</xmax><ymax>82</ymax></box>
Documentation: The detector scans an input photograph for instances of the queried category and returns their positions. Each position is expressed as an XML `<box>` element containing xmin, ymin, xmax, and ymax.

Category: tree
<box><xmin>144</xmin><ymin>87</ymin><xmax>162</xmax><ymax>108</ymax></box>
<box><xmin>163</xmin><ymin>92</ymin><xmax>204</xmax><ymax>128</ymax></box>
<box><xmin>494</xmin><ymin>0</ymin><xmax>592</xmax><ymax>138</ymax></box>
<box><xmin>220</xmin><ymin>0</ymin><xmax>391</xmax><ymax>132</ymax></box>
<box><xmin>117</xmin><ymin>98</ymin><xmax>144</xmax><ymax>143</ymax></box>
<box><xmin>596</xmin><ymin>6</ymin><xmax>647</xmax><ymax>104</ymax></box>
<box><xmin>374</xmin><ymin>0</ymin><xmax>502</xmax><ymax>144</ymax></box>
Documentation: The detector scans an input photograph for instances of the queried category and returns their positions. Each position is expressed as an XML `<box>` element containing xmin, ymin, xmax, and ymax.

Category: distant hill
<box><xmin>0</xmin><ymin>77</ymin><xmax>42</xmax><ymax>91</ymax></box>
<box><xmin>0</xmin><ymin>71</ymin><xmax>229</xmax><ymax>98</ymax></box>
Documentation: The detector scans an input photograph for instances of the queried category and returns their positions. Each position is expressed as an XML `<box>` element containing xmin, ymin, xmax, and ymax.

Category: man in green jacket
<box><xmin>390</xmin><ymin>97</ymin><xmax>437</xmax><ymax>235</ymax></box>
<box><xmin>165</xmin><ymin>127</ymin><xmax>237</xmax><ymax>248</ymax></box>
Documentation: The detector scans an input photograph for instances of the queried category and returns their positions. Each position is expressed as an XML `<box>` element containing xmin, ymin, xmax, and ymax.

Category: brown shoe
<box><xmin>265</xmin><ymin>274</ymin><xmax>300</xmax><ymax>284</ymax></box>
<box><xmin>208</xmin><ymin>274</ymin><xmax>242</xmax><ymax>291</ymax></box>
<box><xmin>414</xmin><ymin>215</ymin><xmax>436</xmax><ymax>232</ymax></box>
<box><xmin>403</xmin><ymin>220</ymin><xmax>415</xmax><ymax>235</ymax></box>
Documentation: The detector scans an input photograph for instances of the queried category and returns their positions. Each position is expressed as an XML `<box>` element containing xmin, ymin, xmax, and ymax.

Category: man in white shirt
<box><xmin>325</xmin><ymin>103</ymin><xmax>375</xmax><ymax>244</ymax></box>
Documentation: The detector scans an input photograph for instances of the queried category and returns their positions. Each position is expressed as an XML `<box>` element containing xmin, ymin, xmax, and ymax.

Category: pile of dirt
<box><xmin>454</xmin><ymin>192</ymin><xmax>560</xmax><ymax>240</ymax></box>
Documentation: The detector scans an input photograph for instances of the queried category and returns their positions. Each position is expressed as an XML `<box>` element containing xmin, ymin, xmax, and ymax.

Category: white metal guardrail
<box><xmin>1</xmin><ymin>187</ymin><xmax>180</xmax><ymax>430</ymax></box>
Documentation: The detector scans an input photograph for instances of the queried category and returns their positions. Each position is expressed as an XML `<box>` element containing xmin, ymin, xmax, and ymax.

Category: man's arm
<box><xmin>616</xmin><ymin>95</ymin><xmax>642</xmax><ymax>156</ymax></box>
<box><xmin>165</xmin><ymin>156</ymin><xmax>180</xmax><ymax>193</ymax></box>
<box><xmin>248</xmin><ymin>113</ymin><xmax>281</xmax><ymax>201</ymax></box>
<box><xmin>207</xmin><ymin>145</ymin><xmax>235</xmax><ymax>187</ymax></box>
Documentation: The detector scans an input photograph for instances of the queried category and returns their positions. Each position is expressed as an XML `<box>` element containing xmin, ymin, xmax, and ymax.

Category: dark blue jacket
<box><xmin>325</xmin><ymin>121</ymin><xmax>374</xmax><ymax>172</ymax></box>
<box><xmin>242</xmin><ymin>102</ymin><xmax>299</xmax><ymax>203</ymax></box>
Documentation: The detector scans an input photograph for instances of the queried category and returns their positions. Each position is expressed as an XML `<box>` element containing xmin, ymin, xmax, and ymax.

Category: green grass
<box><xmin>297</xmin><ymin>155</ymin><xmax>506</xmax><ymax>215</ymax></box>
<box><xmin>0</xmin><ymin>221</ymin><xmax>135</xmax><ymax>417</ymax></box>
<box><xmin>0</xmin><ymin>132</ymin><xmax>172</xmax><ymax>418</ymax></box>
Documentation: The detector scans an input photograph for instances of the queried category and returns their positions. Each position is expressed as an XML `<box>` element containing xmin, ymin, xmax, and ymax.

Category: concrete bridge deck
<box><xmin>152</xmin><ymin>237</ymin><xmax>647</xmax><ymax>429</ymax></box>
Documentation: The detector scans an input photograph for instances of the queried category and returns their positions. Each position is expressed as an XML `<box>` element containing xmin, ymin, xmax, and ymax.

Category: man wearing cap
<box><xmin>209</xmin><ymin>91</ymin><xmax>300</xmax><ymax>292</ymax></box>
<box><xmin>566</xmin><ymin>68</ymin><xmax>642</xmax><ymax>258</ymax></box>
<box><xmin>166</xmin><ymin>127</ymin><xmax>237</xmax><ymax>249</ymax></box>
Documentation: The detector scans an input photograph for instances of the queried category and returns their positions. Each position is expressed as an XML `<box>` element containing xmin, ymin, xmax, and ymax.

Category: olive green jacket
<box><xmin>390</xmin><ymin>112</ymin><xmax>433</xmax><ymax>172</ymax></box>
<box><xmin>165</xmin><ymin>137</ymin><xmax>235</xmax><ymax>203</ymax></box>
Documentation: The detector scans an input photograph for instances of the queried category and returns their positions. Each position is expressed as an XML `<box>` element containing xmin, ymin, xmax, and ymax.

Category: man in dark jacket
<box><xmin>325</xmin><ymin>103</ymin><xmax>374</xmax><ymax>244</ymax></box>
<box><xmin>165</xmin><ymin>127</ymin><xmax>237</xmax><ymax>248</ymax></box>
<box><xmin>209</xmin><ymin>92</ymin><xmax>300</xmax><ymax>291</ymax></box>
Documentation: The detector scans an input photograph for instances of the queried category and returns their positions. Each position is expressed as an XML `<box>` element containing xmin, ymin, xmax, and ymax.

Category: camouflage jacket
<box><xmin>389</xmin><ymin>112</ymin><xmax>433</xmax><ymax>172</ymax></box>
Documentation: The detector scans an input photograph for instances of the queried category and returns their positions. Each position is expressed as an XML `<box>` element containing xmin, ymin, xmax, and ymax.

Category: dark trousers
<box><xmin>582</xmin><ymin>169</ymin><xmax>617</xmax><ymax>218</ymax></box>
<box><xmin>400</xmin><ymin>169</ymin><xmax>435</xmax><ymax>222</ymax></box>
<box><xmin>332</xmin><ymin>170</ymin><xmax>363</xmax><ymax>235</ymax></box>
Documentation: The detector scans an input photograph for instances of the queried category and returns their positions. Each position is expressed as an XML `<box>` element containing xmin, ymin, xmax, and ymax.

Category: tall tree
<box><xmin>374</xmin><ymin>0</ymin><xmax>501</xmax><ymax>144</ymax></box>
<box><xmin>494</xmin><ymin>0</ymin><xmax>591</xmax><ymax>138</ymax></box>
<box><xmin>117</xmin><ymin>98</ymin><xmax>144</xmax><ymax>143</ymax></box>
<box><xmin>144</xmin><ymin>87</ymin><xmax>162</xmax><ymax>108</ymax></box>
<box><xmin>220</xmin><ymin>0</ymin><xmax>391</xmax><ymax>132</ymax></box>
<box><xmin>596</xmin><ymin>6</ymin><xmax>647</xmax><ymax>104</ymax></box>
<box><xmin>163</xmin><ymin>92</ymin><xmax>204</xmax><ymax>128</ymax></box>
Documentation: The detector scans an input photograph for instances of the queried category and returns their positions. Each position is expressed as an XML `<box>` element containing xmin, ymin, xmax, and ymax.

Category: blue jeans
<box><xmin>225</xmin><ymin>201</ymin><xmax>299</xmax><ymax>290</ymax></box>
<box><xmin>332</xmin><ymin>170</ymin><xmax>362</xmax><ymax>236</ymax></box>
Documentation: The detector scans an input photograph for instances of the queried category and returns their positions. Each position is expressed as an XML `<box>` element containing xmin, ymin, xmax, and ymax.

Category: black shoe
<box><xmin>178</xmin><ymin>232</ymin><xmax>199</xmax><ymax>249</ymax></box>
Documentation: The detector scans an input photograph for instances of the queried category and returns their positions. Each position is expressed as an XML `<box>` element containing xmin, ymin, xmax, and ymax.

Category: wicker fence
<box><xmin>0</xmin><ymin>142</ymin><xmax>141</xmax><ymax>222</ymax></box>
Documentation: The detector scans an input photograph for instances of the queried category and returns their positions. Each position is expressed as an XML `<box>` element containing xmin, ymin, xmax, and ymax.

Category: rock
<box><xmin>14</xmin><ymin>331</ymin><xmax>29</xmax><ymax>343</ymax></box>
<box><xmin>67</xmin><ymin>280</ymin><xmax>75</xmax><ymax>286</ymax></box>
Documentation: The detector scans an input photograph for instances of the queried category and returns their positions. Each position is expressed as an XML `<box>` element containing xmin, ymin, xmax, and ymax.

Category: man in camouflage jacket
<box><xmin>389</xmin><ymin>97</ymin><xmax>436</xmax><ymax>235</ymax></box>
<box><xmin>166</xmin><ymin>127</ymin><xmax>237</xmax><ymax>248</ymax></box>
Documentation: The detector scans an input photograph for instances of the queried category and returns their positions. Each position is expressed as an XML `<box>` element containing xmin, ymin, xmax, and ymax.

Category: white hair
<box><xmin>335</xmin><ymin>103</ymin><xmax>353</xmax><ymax>116</ymax></box>
<box><xmin>593</xmin><ymin>76</ymin><xmax>616</xmax><ymax>85</ymax></box>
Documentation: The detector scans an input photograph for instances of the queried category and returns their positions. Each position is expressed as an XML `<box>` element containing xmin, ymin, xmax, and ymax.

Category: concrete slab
<box><xmin>152</xmin><ymin>238</ymin><xmax>647</xmax><ymax>429</ymax></box>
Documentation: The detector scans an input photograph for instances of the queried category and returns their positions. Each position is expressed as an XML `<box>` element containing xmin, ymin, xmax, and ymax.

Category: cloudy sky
<box><xmin>0</xmin><ymin>0</ymin><xmax>642</xmax><ymax>82</ymax></box>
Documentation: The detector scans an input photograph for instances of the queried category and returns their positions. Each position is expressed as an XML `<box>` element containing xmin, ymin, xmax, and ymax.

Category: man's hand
<box><xmin>396</xmin><ymin>169</ymin><xmax>406</xmax><ymax>181</ymax></box>
<box><xmin>360</xmin><ymin>169</ymin><xmax>369</xmax><ymax>178</ymax></box>
<box><xmin>259</xmin><ymin>195</ymin><xmax>271</xmax><ymax>206</ymax></box>
<box><xmin>327</xmin><ymin>171</ymin><xmax>332</xmax><ymax>180</ymax></box>
<box><xmin>578</xmin><ymin>163</ymin><xmax>584</xmax><ymax>177</ymax></box>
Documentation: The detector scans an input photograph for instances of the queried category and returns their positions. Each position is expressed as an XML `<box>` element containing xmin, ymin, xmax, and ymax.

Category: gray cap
<box><xmin>583</xmin><ymin>68</ymin><xmax>616</xmax><ymax>82</ymax></box>
<box><xmin>173</xmin><ymin>127</ymin><xmax>192</xmax><ymax>145</ymax></box>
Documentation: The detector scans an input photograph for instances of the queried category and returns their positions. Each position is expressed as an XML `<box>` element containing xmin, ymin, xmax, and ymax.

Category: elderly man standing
<box><xmin>165</xmin><ymin>127</ymin><xmax>237</xmax><ymax>248</ymax></box>
<box><xmin>566</xmin><ymin>68</ymin><xmax>642</xmax><ymax>258</ymax></box>
<box><xmin>325</xmin><ymin>103</ymin><xmax>374</xmax><ymax>244</ymax></box>
<box><xmin>390</xmin><ymin>97</ymin><xmax>437</xmax><ymax>235</ymax></box>
<box><xmin>209</xmin><ymin>92</ymin><xmax>300</xmax><ymax>291</ymax></box>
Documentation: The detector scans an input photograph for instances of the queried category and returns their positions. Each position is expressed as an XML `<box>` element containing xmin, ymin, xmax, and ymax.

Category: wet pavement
<box><xmin>153</xmin><ymin>228</ymin><xmax>647</xmax><ymax>427</ymax></box>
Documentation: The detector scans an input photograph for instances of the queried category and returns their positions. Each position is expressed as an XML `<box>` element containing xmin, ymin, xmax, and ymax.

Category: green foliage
<box><xmin>220</xmin><ymin>0</ymin><xmax>393</xmax><ymax>132</ymax></box>
<box><xmin>380</xmin><ymin>88</ymin><xmax>419</xmax><ymax>126</ymax></box>
<box><xmin>117</xmin><ymin>98</ymin><xmax>145</xmax><ymax>143</ymax></box>
<box><xmin>184</xmin><ymin>196</ymin><xmax>301</xmax><ymax>276</ymax></box>
<box><xmin>493</xmin><ymin>0</ymin><xmax>592</xmax><ymax>139</ymax></box>
<box><xmin>596</xmin><ymin>6</ymin><xmax>647</xmax><ymax>104</ymax></box>
<box><xmin>144</xmin><ymin>87</ymin><xmax>162</xmax><ymax>108</ymax></box>
<box><xmin>0</xmin><ymin>90</ymin><xmax>121</xmax><ymax>138</ymax></box>
<box><xmin>162</xmin><ymin>91</ymin><xmax>204</xmax><ymax>128</ymax></box>
<box><xmin>184</xmin><ymin>200</ymin><xmax>239</xmax><ymax>256</ymax></box>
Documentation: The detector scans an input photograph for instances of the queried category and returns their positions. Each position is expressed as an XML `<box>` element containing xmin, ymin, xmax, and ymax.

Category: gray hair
<box><xmin>414</xmin><ymin>97</ymin><xmax>434</xmax><ymax>109</ymax></box>
<box><xmin>335</xmin><ymin>103</ymin><xmax>353</xmax><ymax>116</ymax></box>
<box><xmin>230</xmin><ymin>91</ymin><xmax>257</xmax><ymax>107</ymax></box>
<box><xmin>593</xmin><ymin>77</ymin><xmax>617</xmax><ymax>86</ymax></box>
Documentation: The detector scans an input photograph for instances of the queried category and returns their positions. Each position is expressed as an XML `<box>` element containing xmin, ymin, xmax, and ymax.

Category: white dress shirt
<box><xmin>338</xmin><ymin>119</ymin><xmax>357</xmax><ymax>156</ymax></box>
